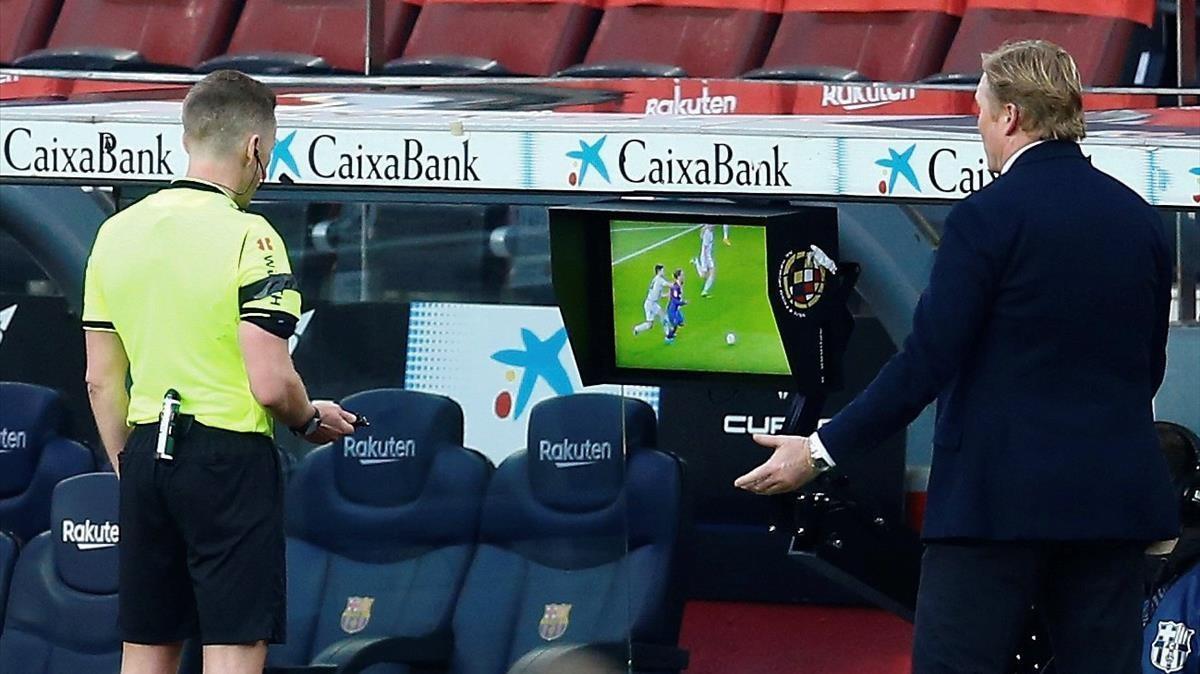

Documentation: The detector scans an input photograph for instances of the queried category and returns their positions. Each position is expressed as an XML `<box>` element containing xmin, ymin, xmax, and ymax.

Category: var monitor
<box><xmin>549</xmin><ymin>201</ymin><xmax>855</xmax><ymax>390</ymax></box>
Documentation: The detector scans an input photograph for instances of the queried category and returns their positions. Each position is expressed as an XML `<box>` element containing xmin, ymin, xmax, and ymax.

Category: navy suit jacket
<box><xmin>819</xmin><ymin>140</ymin><xmax>1179</xmax><ymax>542</ymax></box>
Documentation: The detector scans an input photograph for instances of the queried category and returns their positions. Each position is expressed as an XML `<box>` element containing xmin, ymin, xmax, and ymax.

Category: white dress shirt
<box><xmin>1000</xmin><ymin>139</ymin><xmax>1047</xmax><ymax>175</ymax></box>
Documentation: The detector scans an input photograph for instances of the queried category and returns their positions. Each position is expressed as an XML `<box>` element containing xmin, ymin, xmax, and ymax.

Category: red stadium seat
<box><xmin>933</xmin><ymin>0</ymin><xmax>1157</xmax><ymax>86</ymax></box>
<box><xmin>0</xmin><ymin>0</ymin><xmax>62</xmax><ymax>65</ymax></box>
<box><xmin>203</xmin><ymin>0</ymin><xmax>421</xmax><ymax>74</ymax></box>
<box><xmin>13</xmin><ymin>0</ymin><xmax>240</xmax><ymax>71</ymax></box>
<box><xmin>562</xmin><ymin>0</ymin><xmax>780</xmax><ymax>79</ymax></box>
<box><xmin>389</xmin><ymin>0</ymin><xmax>600</xmax><ymax>76</ymax></box>
<box><xmin>747</xmin><ymin>0</ymin><xmax>963</xmax><ymax>81</ymax></box>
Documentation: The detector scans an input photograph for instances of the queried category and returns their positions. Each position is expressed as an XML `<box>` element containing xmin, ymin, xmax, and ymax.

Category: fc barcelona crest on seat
<box><xmin>538</xmin><ymin>603</ymin><xmax>572</xmax><ymax>641</ymax></box>
<box><xmin>340</xmin><ymin>596</ymin><xmax>375</xmax><ymax>635</ymax></box>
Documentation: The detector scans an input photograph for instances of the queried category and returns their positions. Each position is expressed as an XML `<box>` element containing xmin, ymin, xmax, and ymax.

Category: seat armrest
<box><xmin>198</xmin><ymin>52</ymin><xmax>335</xmax><ymax>75</ymax></box>
<box><xmin>507</xmin><ymin>642</ymin><xmax>690</xmax><ymax>673</ymax></box>
<box><xmin>308</xmin><ymin>633</ymin><xmax>454</xmax><ymax>674</ymax></box>
<box><xmin>14</xmin><ymin>47</ymin><xmax>146</xmax><ymax>71</ymax></box>
<box><xmin>919</xmin><ymin>71</ymin><xmax>982</xmax><ymax>85</ymax></box>
<box><xmin>742</xmin><ymin>65</ymin><xmax>866</xmax><ymax>81</ymax></box>
<box><xmin>382</xmin><ymin>56</ymin><xmax>509</xmax><ymax>76</ymax></box>
<box><xmin>556</xmin><ymin>61</ymin><xmax>686</xmax><ymax>78</ymax></box>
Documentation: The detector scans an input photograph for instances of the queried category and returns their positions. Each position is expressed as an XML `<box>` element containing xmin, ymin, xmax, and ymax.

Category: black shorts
<box><xmin>118</xmin><ymin>422</ymin><xmax>286</xmax><ymax>645</ymax></box>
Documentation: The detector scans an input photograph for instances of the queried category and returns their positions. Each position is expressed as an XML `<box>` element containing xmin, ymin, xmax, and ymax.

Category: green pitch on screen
<box><xmin>610</xmin><ymin>221</ymin><xmax>790</xmax><ymax>375</ymax></box>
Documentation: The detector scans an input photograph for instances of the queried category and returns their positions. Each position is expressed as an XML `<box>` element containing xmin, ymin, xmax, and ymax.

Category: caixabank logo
<box><xmin>874</xmin><ymin>144</ymin><xmax>998</xmax><ymax>196</ymax></box>
<box><xmin>565</xmin><ymin>136</ymin><xmax>610</xmax><ymax>187</ymax></box>
<box><xmin>567</xmin><ymin>135</ymin><xmax>792</xmax><ymax>188</ymax></box>
<box><xmin>268</xmin><ymin>130</ymin><xmax>301</xmax><ymax>182</ymax></box>
<box><xmin>490</xmin><ymin>327</ymin><xmax>573</xmax><ymax>421</ymax></box>
<box><xmin>278</xmin><ymin>131</ymin><xmax>482</xmax><ymax>183</ymax></box>
<box><xmin>2</xmin><ymin>127</ymin><xmax>175</xmax><ymax>177</ymax></box>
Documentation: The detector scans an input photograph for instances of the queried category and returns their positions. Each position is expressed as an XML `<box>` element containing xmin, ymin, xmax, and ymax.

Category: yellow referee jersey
<box><xmin>82</xmin><ymin>179</ymin><xmax>302</xmax><ymax>436</ymax></box>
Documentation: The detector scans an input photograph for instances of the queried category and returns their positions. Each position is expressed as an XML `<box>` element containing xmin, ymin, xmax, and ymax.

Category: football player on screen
<box><xmin>633</xmin><ymin>263</ymin><xmax>670</xmax><ymax>337</ymax></box>
<box><xmin>691</xmin><ymin>224</ymin><xmax>718</xmax><ymax>297</ymax></box>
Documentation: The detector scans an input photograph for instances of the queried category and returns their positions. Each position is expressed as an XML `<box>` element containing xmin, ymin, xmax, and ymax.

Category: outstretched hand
<box><xmin>734</xmin><ymin>434</ymin><xmax>818</xmax><ymax>495</ymax></box>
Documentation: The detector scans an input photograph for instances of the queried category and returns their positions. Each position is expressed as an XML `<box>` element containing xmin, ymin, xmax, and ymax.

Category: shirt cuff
<box><xmin>810</xmin><ymin>430</ymin><xmax>836</xmax><ymax>468</ymax></box>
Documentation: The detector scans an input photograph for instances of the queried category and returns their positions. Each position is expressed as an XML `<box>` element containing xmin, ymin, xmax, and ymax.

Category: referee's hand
<box><xmin>306</xmin><ymin>400</ymin><xmax>357</xmax><ymax>444</ymax></box>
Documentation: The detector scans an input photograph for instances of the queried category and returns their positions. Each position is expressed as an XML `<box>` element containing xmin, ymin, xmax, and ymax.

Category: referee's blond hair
<box><xmin>182</xmin><ymin>70</ymin><xmax>276</xmax><ymax>156</ymax></box>
<box><xmin>981</xmin><ymin>40</ymin><xmax>1086</xmax><ymax>142</ymax></box>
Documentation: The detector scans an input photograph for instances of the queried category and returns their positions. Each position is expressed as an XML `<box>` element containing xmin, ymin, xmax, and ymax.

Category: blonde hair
<box><xmin>981</xmin><ymin>40</ymin><xmax>1086</xmax><ymax>142</ymax></box>
<box><xmin>182</xmin><ymin>70</ymin><xmax>276</xmax><ymax>156</ymax></box>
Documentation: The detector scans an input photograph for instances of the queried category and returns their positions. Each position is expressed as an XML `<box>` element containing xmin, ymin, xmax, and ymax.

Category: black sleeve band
<box><xmin>82</xmin><ymin>320</ymin><xmax>116</xmax><ymax>332</ymax></box>
<box><xmin>239</xmin><ymin>274</ymin><xmax>299</xmax><ymax>305</ymax></box>
<box><xmin>240</xmin><ymin>310</ymin><xmax>298</xmax><ymax>339</ymax></box>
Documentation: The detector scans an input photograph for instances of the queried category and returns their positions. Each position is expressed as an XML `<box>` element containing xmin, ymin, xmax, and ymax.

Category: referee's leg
<box><xmin>121</xmin><ymin>644</ymin><xmax>184</xmax><ymax>674</ymax></box>
<box><xmin>119</xmin><ymin>429</ymin><xmax>197</xmax><ymax>674</ymax></box>
<box><xmin>202</xmin><ymin>643</ymin><xmax>268</xmax><ymax>674</ymax></box>
<box><xmin>167</xmin><ymin>430</ymin><xmax>285</xmax><ymax>674</ymax></box>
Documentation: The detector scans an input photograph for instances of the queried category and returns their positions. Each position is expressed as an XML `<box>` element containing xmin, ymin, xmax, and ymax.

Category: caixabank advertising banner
<box><xmin>404</xmin><ymin>302</ymin><xmax>659</xmax><ymax>464</ymax></box>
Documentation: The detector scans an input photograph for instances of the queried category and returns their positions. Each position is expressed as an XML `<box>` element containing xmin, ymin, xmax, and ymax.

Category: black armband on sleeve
<box><xmin>240</xmin><ymin>310</ymin><xmax>299</xmax><ymax>339</ymax></box>
<box><xmin>239</xmin><ymin>274</ymin><xmax>299</xmax><ymax>305</ymax></box>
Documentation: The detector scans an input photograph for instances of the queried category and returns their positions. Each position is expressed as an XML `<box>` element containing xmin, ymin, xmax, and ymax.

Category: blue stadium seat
<box><xmin>0</xmin><ymin>531</ymin><xmax>16</xmax><ymax>631</ymax></box>
<box><xmin>267</xmin><ymin>389</ymin><xmax>492</xmax><ymax>670</ymax></box>
<box><xmin>445</xmin><ymin>394</ymin><xmax>688</xmax><ymax>674</ymax></box>
<box><xmin>0</xmin><ymin>382</ymin><xmax>96</xmax><ymax>543</ymax></box>
<box><xmin>0</xmin><ymin>473</ymin><xmax>120</xmax><ymax>673</ymax></box>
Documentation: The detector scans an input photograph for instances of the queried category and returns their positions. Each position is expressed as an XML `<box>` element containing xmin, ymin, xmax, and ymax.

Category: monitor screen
<box><xmin>610</xmin><ymin>220</ymin><xmax>791</xmax><ymax>375</ymax></box>
<box><xmin>550</xmin><ymin>201</ymin><xmax>844</xmax><ymax>390</ymax></box>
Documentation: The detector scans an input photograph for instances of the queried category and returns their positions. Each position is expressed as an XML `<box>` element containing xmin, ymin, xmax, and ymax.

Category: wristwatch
<box><xmin>810</xmin><ymin>441</ymin><xmax>834</xmax><ymax>474</ymax></box>
<box><xmin>291</xmin><ymin>407</ymin><xmax>321</xmax><ymax>437</ymax></box>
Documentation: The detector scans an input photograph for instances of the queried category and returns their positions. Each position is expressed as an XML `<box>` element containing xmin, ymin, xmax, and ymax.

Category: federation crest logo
<box><xmin>1151</xmin><ymin>620</ymin><xmax>1195</xmax><ymax>673</ymax></box>
<box><xmin>340</xmin><ymin>596</ymin><xmax>375</xmax><ymax>635</ymax></box>
<box><xmin>777</xmin><ymin>245</ymin><xmax>836</xmax><ymax>316</ymax></box>
<box><xmin>538</xmin><ymin>603</ymin><xmax>572</xmax><ymax>641</ymax></box>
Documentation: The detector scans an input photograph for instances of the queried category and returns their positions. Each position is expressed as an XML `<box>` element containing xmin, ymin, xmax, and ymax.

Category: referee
<box><xmin>83</xmin><ymin>71</ymin><xmax>356</xmax><ymax>674</ymax></box>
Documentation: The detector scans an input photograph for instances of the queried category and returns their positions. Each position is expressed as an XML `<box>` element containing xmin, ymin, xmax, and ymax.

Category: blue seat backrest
<box><xmin>0</xmin><ymin>382</ymin><xmax>96</xmax><ymax>543</ymax></box>
<box><xmin>449</xmin><ymin>393</ymin><xmax>686</xmax><ymax>674</ymax></box>
<box><xmin>0</xmin><ymin>531</ymin><xmax>16</xmax><ymax>630</ymax></box>
<box><xmin>0</xmin><ymin>473</ymin><xmax>121</xmax><ymax>674</ymax></box>
<box><xmin>269</xmin><ymin>389</ymin><xmax>492</xmax><ymax>667</ymax></box>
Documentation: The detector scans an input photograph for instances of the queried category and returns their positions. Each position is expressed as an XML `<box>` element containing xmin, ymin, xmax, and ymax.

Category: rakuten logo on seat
<box><xmin>61</xmin><ymin>519</ymin><xmax>120</xmax><ymax>551</ymax></box>
<box><xmin>343</xmin><ymin>436</ymin><xmax>417</xmax><ymax>465</ymax></box>
<box><xmin>538</xmin><ymin>438</ymin><xmax>613</xmax><ymax>468</ymax></box>
<box><xmin>0</xmin><ymin>427</ymin><xmax>27</xmax><ymax>452</ymax></box>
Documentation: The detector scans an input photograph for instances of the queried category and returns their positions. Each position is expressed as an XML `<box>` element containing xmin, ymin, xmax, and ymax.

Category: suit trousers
<box><xmin>912</xmin><ymin>540</ymin><xmax>1146</xmax><ymax>674</ymax></box>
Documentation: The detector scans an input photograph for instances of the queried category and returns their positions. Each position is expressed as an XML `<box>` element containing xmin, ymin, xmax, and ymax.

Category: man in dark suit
<box><xmin>735</xmin><ymin>40</ymin><xmax>1179</xmax><ymax>674</ymax></box>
